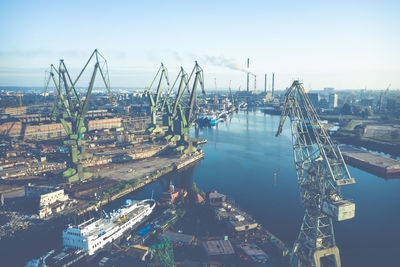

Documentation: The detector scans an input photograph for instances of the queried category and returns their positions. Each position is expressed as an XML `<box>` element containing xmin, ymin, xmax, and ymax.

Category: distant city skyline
<box><xmin>0</xmin><ymin>0</ymin><xmax>399</xmax><ymax>90</ymax></box>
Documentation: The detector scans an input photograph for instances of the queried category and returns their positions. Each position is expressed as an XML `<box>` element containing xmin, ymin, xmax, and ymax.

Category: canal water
<box><xmin>135</xmin><ymin>110</ymin><xmax>400</xmax><ymax>266</ymax></box>
<box><xmin>2</xmin><ymin>110</ymin><xmax>399</xmax><ymax>266</ymax></box>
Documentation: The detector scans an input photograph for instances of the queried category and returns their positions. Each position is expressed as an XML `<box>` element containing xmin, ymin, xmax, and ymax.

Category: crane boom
<box><xmin>146</xmin><ymin>63</ymin><xmax>170</xmax><ymax>134</ymax></box>
<box><xmin>378</xmin><ymin>83</ymin><xmax>391</xmax><ymax>113</ymax></box>
<box><xmin>276</xmin><ymin>80</ymin><xmax>355</xmax><ymax>267</ymax></box>
<box><xmin>46</xmin><ymin>49</ymin><xmax>113</xmax><ymax>183</ymax></box>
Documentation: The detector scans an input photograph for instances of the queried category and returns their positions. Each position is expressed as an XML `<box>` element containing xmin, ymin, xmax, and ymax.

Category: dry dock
<box><xmin>340</xmin><ymin>146</ymin><xmax>400</xmax><ymax>177</ymax></box>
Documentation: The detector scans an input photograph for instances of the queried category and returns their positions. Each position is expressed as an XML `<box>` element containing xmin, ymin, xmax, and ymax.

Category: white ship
<box><xmin>25</xmin><ymin>198</ymin><xmax>155</xmax><ymax>266</ymax></box>
<box><xmin>62</xmin><ymin>198</ymin><xmax>156</xmax><ymax>255</ymax></box>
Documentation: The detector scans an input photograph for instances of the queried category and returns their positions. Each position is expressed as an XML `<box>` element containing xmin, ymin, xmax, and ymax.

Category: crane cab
<box><xmin>322</xmin><ymin>199</ymin><xmax>355</xmax><ymax>221</ymax></box>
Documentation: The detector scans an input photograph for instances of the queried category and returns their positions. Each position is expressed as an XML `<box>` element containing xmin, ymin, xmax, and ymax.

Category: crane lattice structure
<box><xmin>162</xmin><ymin>67</ymin><xmax>190</xmax><ymax>142</ymax></box>
<box><xmin>378</xmin><ymin>83</ymin><xmax>391</xmax><ymax>113</ymax></box>
<box><xmin>44</xmin><ymin>49</ymin><xmax>113</xmax><ymax>183</ymax></box>
<box><xmin>276</xmin><ymin>80</ymin><xmax>355</xmax><ymax>267</ymax></box>
<box><xmin>148</xmin><ymin>237</ymin><xmax>176</xmax><ymax>267</ymax></box>
<box><xmin>174</xmin><ymin>61</ymin><xmax>205</xmax><ymax>154</ymax></box>
<box><xmin>161</xmin><ymin>62</ymin><xmax>205</xmax><ymax>154</ymax></box>
<box><xmin>145</xmin><ymin>63</ymin><xmax>170</xmax><ymax>135</ymax></box>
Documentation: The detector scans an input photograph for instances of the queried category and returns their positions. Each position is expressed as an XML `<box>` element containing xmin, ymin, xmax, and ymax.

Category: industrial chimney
<box><xmin>264</xmin><ymin>74</ymin><xmax>267</xmax><ymax>93</ymax></box>
<box><xmin>272</xmin><ymin>73</ymin><xmax>275</xmax><ymax>96</ymax></box>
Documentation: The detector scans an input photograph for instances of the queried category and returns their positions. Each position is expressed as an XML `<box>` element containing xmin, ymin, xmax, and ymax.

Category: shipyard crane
<box><xmin>44</xmin><ymin>64</ymin><xmax>70</xmax><ymax>120</ymax></box>
<box><xmin>162</xmin><ymin>67</ymin><xmax>190</xmax><ymax>142</ymax></box>
<box><xmin>378</xmin><ymin>84</ymin><xmax>391</xmax><ymax>113</ymax></box>
<box><xmin>145</xmin><ymin>63</ymin><xmax>170</xmax><ymax>134</ymax></box>
<box><xmin>148</xmin><ymin>237</ymin><xmax>176</xmax><ymax>267</ymax></box>
<box><xmin>6</xmin><ymin>93</ymin><xmax>23</xmax><ymax>107</ymax></box>
<box><xmin>275</xmin><ymin>80</ymin><xmax>355</xmax><ymax>267</ymax></box>
<box><xmin>174</xmin><ymin>61</ymin><xmax>205</xmax><ymax>153</ymax></box>
<box><xmin>228</xmin><ymin>80</ymin><xmax>235</xmax><ymax>105</ymax></box>
<box><xmin>45</xmin><ymin>49</ymin><xmax>113</xmax><ymax>183</ymax></box>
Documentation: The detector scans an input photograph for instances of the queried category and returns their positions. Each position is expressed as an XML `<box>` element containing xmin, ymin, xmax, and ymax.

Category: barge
<box><xmin>340</xmin><ymin>145</ymin><xmax>400</xmax><ymax>177</ymax></box>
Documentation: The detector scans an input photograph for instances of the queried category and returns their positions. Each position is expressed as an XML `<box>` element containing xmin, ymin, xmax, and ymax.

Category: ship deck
<box><xmin>87</xmin><ymin>204</ymin><xmax>149</xmax><ymax>238</ymax></box>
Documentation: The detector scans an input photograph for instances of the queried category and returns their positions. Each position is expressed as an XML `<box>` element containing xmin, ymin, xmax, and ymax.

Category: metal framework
<box><xmin>174</xmin><ymin>61</ymin><xmax>205</xmax><ymax>153</ymax></box>
<box><xmin>276</xmin><ymin>81</ymin><xmax>355</xmax><ymax>267</ymax></box>
<box><xmin>148</xmin><ymin>237</ymin><xmax>176</xmax><ymax>267</ymax></box>
<box><xmin>44</xmin><ymin>49</ymin><xmax>113</xmax><ymax>182</ymax></box>
<box><xmin>162</xmin><ymin>67</ymin><xmax>189</xmax><ymax>142</ymax></box>
<box><xmin>161</xmin><ymin>62</ymin><xmax>205</xmax><ymax>153</ymax></box>
<box><xmin>145</xmin><ymin>63</ymin><xmax>170</xmax><ymax>134</ymax></box>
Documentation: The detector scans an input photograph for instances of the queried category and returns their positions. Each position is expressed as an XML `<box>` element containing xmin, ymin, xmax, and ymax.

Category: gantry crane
<box><xmin>145</xmin><ymin>63</ymin><xmax>170</xmax><ymax>134</ymax></box>
<box><xmin>275</xmin><ymin>80</ymin><xmax>355</xmax><ymax>267</ymax></box>
<box><xmin>45</xmin><ymin>49</ymin><xmax>113</xmax><ymax>183</ymax></box>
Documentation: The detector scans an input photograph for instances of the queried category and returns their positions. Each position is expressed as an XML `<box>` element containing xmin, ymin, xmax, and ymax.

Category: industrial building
<box><xmin>239</xmin><ymin>243</ymin><xmax>269</xmax><ymax>263</ymax></box>
<box><xmin>329</xmin><ymin>93</ymin><xmax>338</xmax><ymax>108</ymax></box>
<box><xmin>202</xmin><ymin>240</ymin><xmax>235</xmax><ymax>257</ymax></box>
<box><xmin>25</xmin><ymin>184</ymin><xmax>69</xmax><ymax>218</ymax></box>
<box><xmin>25</xmin><ymin>184</ymin><xmax>68</xmax><ymax>206</ymax></box>
<box><xmin>161</xmin><ymin>230</ymin><xmax>195</xmax><ymax>245</ymax></box>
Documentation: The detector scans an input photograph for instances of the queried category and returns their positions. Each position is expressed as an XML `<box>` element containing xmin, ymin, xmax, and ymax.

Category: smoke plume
<box><xmin>202</xmin><ymin>55</ymin><xmax>255</xmax><ymax>75</ymax></box>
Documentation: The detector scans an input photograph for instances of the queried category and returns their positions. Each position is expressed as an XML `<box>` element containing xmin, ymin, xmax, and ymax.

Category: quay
<box><xmin>76</xmin><ymin>151</ymin><xmax>204</xmax><ymax>215</ymax></box>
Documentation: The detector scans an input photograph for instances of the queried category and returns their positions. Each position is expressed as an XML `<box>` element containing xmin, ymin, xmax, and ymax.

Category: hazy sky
<box><xmin>0</xmin><ymin>0</ymin><xmax>399</xmax><ymax>90</ymax></box>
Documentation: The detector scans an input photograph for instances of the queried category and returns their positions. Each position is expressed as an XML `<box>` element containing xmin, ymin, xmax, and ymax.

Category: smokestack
<box><xmin>272</xmin><ymin>73</ymin><xmax>275</xmax><ymax>96</ymax></box>
<box><xmin>264</xmin><ymin>74</ymin><xmax>267</xmax><ymax>93</ymax></box>
<box><xmin>254</xmin><ymin>75</ymin><xmax>257</xmax><ymax>91</ymax></box>
<box><xmin>246</xmin><ymin>58</ymin><xmax>250</xmax><ymax>92</ymax></box>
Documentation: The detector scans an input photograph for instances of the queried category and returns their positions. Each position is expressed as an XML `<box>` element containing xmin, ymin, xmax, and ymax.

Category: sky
<box><xmin>0</xmin><ymin>0</ymin><xmax>399</xmax><ymax>91</ymax></box>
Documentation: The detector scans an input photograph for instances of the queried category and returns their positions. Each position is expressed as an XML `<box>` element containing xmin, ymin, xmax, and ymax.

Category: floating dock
<box><xmin>340</xmin><ymin>146</ymin><xmax>400</xmax><ymax>177</ymax></box>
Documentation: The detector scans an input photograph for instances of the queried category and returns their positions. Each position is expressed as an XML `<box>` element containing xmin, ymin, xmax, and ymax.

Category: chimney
<box><xmin>264</xmin><ymin>74</ymin><xmax>267</xmax><ymax>93</ymax></box>
<box><xmin>246</xmin><ymin>58</ymin><xmax>250</xmax><ymax>92</ymax></box>
<box><xmin>272</xmin><ymin>73</ymin><xmax>275</xmax><ymax>96</ymax></box>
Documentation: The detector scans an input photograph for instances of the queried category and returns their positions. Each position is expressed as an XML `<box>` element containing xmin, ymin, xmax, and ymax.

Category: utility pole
<box><xmin>246</xmin><ymin>58</ymin><xmax>250</xmax><ymax>92</ymax></box>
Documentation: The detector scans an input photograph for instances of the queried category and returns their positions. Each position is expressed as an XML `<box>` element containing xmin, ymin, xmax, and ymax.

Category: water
<box><xmin>205</xmin><ymin>111</ymin><xmax>400</xmax><ymax>266</ymax></box>
<box><xmin>3</xmin><ymin>110</ymin><xmax>400</xmax><ymax>266</ymax></box>
<box><xmin>135</xmin><ymin>110</ymin><xmax>400</xmax><ymax>266</ymax></box>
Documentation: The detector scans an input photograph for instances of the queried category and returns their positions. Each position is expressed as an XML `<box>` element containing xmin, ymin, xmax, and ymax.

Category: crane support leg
<box><xmin>313</xmin><ymin>246</ymin><xmax>341</xmax><ymax>267</ymax></box>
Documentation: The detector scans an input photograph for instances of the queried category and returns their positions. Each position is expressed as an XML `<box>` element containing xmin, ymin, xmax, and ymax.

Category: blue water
<box><xmin>129</xmin><ymin>110</ymin><xmax>400</xmax><ymax>266</ymax></box>
<box><xmin>128</xmin><ymin>110</ymin><xmax>400</xmax><ymax>266</ymax></box>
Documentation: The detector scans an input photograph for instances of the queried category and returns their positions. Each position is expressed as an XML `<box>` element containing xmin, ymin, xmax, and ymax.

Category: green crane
<box><xmin>45</xmin><ymin>49</ymin><xmax>113</xmax><ymax>183</ymax></box>
<box><xmin>174</xmin><ymin>61</ymin><xmax>205</xmax><ymax>154</ymax></box>
<box><xmin>148</xmin><ymin>238</ymin><xmax>176</xmax><ymax>267</ymax></box>
<box><xmin>145</xmin><ymin>63</ymin><xmax>170</xmax><ymax>135</ymax></box>
<box><xmin>162</xmin><ymin>67</ymin><xmax>190</xmax><ymax>142</ymax></box>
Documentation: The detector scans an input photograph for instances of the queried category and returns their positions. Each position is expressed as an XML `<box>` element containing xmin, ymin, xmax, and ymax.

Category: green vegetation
<box><xmin>341</xmin><ymin>119</ymin><xmax>362</xmax><ymax>131</ymax></box>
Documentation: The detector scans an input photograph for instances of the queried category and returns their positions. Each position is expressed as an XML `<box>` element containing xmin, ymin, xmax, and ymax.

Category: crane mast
<box><xmin>162</xmin><ymin>67</ymin><xmax>189</xmax><ymax>142</ymax></box>
<box><xmin>276</xmin><ymin>81</ymin><xmax>355</xmax><ymax>267</ymax></box>
<box><xmin>45</xmin><ymin>49</ymin><xmax>113</xmax><ymax>183</ymax></box>
<box><xmin>145</xmin><ymin>63</ymin><xmax>170</xmax><ymax>134</ymax></box>
<box><xmin>174</xmin><ymin>61</ymin><xmax>205</xmax><ymax>154</ymax></box>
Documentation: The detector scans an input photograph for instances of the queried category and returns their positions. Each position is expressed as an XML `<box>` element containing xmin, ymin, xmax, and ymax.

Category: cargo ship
<box><xmin>25</xmin><ymin>198</ymin><xmax>155</xmax><ymax>266</ymax></box>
